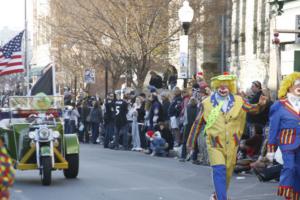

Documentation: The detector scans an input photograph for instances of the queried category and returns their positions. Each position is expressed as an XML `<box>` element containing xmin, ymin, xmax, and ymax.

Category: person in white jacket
<box><xmin>131</xmin><ymin>97</ymin><xmax>142</xmax><ymax>151</ymax></box>
<box><xmin>69</xmin><ymin>103</ymin><xmax>80</xmax><ymax>134</ymax></box>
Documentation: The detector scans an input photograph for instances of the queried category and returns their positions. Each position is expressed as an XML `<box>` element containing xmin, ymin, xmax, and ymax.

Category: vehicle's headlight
<box><xmin>28</xmin><ymin>131</ymin><xmax>36</xmax><ymax>139</ymax></box>
<box><xmin>53</xmin><ymin>131</ymin><xmax>60</xmax><ymax>139</ymax></box>
<box><xmin>39</xmin><ymin>128</ymin><xmax>50</xmax><ymax>139</ymax></box>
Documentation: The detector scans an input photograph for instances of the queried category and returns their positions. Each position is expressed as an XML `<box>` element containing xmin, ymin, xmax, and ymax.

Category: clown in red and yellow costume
<box><xmin>266</xmin><ymin>72</ymin><xmax>300</xmax><ymax>200</ymax></box>
<box><xmin>187</xmin><ymin>73</ymin><xmax>265</xmax><ymax>200</ymax></box>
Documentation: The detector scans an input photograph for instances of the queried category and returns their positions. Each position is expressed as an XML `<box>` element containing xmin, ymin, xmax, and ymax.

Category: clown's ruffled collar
<box><xmin>211</xmin><ymin>92</ymin><xmax>235</xmax><ymax>113</ymax></box>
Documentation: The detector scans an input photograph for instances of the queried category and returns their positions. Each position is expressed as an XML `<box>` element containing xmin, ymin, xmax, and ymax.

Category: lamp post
<box><xmin>178</xmin><ymin>0</ymin><xmax>194</xmax><ymax>88</ymax></box>
<box><xmin>101</xmin><ymin>35</ymin><xmax>112</xmax><ymax>98</ymax></box>
<box><xmin>269</xmin><ymin>0</ymin><xmax>285</xmax><ymax>92</ymax></box>
<box><xmin>272</xmin><ymin>32</ymin><xmax>281</xmax><ymax>91</ymax></box>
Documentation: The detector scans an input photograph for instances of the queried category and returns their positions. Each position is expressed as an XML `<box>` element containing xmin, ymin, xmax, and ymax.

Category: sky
<box><xmin>0</xmin><ymin>0</ymin><xmax>34</xmax><ymax>44</ymax></box>
<box><xmin>0</xmin><ymin>0</ymin><xmax>26</xmax><ymax>30</ymax></box>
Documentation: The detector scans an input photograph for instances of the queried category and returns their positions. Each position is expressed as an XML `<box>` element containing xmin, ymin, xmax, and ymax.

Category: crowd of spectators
<box><xmin>63</xmin><ymin>71</ymin><xmax>281</xmax><ymax>182</ymax></box>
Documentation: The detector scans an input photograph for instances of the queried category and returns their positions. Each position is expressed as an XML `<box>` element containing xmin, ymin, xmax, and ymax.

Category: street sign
<box><xmin>178</xmin><ymin>35</ymin><xmax>189</xmax><ymax>79</ymax></box>
<box><xmin>84</xmin><ymin>68</ymin><xmax>95</xmax><ymax>84</ymax></box>
<box><xmin>296</xmin><ymin>15</ymin><xmax>300</xmax><ymax>44</ymax></box>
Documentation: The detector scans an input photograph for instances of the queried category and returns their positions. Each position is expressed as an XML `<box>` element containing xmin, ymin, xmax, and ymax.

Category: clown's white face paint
<box><xmin>290</xmin><ymin>79</ymin><xmax>300</xmax><ymax>97</ymax></box>
<box><xmin>217</xmin><ymin>84</ymin><xmax>230</xmax><ymax>97</ymax></box>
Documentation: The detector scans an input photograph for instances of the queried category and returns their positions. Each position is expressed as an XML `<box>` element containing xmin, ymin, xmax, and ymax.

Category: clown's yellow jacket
<box><xmin>187</xmin><ymin>93</ymin><xmax>259</xmax><ymax>165</ymax></box>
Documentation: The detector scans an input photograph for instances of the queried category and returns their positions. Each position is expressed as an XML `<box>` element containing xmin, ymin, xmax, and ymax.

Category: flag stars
<box><xmin>0</xmin><ymin>32</ymin><xmax>23</xmax><ymax>58</ymax></box>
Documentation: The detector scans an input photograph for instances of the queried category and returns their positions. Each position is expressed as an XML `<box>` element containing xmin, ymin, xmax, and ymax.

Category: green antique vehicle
<box><xmin>0</xmin><ymin>95</ymin><xmax>79</xmax><ymax>185</ymax></box>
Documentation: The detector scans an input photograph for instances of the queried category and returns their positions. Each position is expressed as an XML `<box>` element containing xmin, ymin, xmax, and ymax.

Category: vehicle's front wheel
<box><xmin>41</xmin><ymin>156</ymin><xmax>52</xmax><ymax>185</ymax></box>
<box><xmin>64</xmin><ymin>154</ymin><xmax>79</xmax><ymax>179</ymax></box>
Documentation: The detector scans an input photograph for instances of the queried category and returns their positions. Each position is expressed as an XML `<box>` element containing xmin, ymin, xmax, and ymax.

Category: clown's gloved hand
<box><xmin>266</xmin><ymin>152</ymin><xmax>275</xmax><ymax>162</ymax></box>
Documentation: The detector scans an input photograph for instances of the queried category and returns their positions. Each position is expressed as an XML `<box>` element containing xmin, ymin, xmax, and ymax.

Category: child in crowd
<box><xmin>150</xmin><ymin>132</ymin><xmax>167</xmax><ymax>157</ymax></box>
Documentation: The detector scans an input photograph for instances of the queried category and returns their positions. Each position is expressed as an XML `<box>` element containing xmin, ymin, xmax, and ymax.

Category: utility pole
<box><xmin>25</xmin><ymin>0</ymin><xmax>30</xmax><ymax>95</ymax></box>
<box><xmin>221</xmin><ymin>15</ymin><xmax>226</xmax><ymax>74</ymax></box>
<box><xmin>105</xmin><ymin>62</ymin><xmax>108</xmax><ymax>98</ymax></box>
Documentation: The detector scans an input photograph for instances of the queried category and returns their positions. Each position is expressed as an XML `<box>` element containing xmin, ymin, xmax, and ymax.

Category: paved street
<box><xmin>12</xmin><ymin>144</ymin><xmax>280</xmax><ymax>200</ymax></box>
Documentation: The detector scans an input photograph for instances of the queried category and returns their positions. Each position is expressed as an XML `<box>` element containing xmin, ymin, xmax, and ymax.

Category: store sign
<box><xmin>84</xmin><ymin>68</ymin><xmax>95</xmax><ymax>84</ymax></box>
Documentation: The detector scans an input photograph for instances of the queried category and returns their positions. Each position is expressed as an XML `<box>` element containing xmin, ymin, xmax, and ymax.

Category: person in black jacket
<box><xmin>104</xmin><ymin>93</ymin><xmax>115</xmax><ymax>148</ymax></box>
<box><xmin>168</xmin><ymin>66</ymin><xmax>178</xmax><ymax>90</ymax></box>
<box><xmin>136</xmin><ymin>98</ymin><xmax>146</xmax><ymax>149</ymax></box>
<box><xmin>158</xmin><ymin>122</ymin><xmax>174</xmax><ymax>156</ymax></box>
<box><xmin>149</xmin><ymin>71</ymin><xmax>163</xmax><ymax>89</ymax></box>
<box><xmin>80</xmin><ymin>101</ymin><xmax>91</xmax><ymax>143</ymax></box>
<box><xmin>168</xmin><ymin>88</ymin><xmax>183</xmax><ymax>146</ymax></box>
<box><xmin>114</xmin><ymin>94</ymin><xmax>128</xmax><ymax>150</ymax></box>
<box><xmin>244</xmin><ymin>81</ymin><xmax>263</xmax><ymax>138</ymax></box>
<box><xmin>149</xmin><ymin>93</ymin><xmax>164</xmax><ymax>130</ymax></box>
<box><xmin>180</xmin><ymin>97</ymin><xmax>199</xmax><ymax>162</ymax></box>
<box><xmin>90</xmin><ymin>101</ymin><xmax>103</xmax><ymax>144</ymax></box>
<box><xmin>161</xmin><ymin>93</ymin><xmax>171</xmax><ymax>123</ymax></box>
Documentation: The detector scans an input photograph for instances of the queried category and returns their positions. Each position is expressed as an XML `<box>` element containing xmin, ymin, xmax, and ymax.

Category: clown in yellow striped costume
<box><xmin>187</xmin><ymin>73</ymin><xmax>264</xmax><ymax>200</ymax></box>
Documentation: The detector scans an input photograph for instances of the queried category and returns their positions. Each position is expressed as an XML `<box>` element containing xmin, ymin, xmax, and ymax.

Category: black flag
<box><xmin>31</xmin><ymin>65</ymin><xmax>53</xmax><ymax>95</ymax></box>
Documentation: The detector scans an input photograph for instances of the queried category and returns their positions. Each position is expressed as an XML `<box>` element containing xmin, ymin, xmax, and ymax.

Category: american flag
<box><xmin>0</xmin><ymin>31</ymin><xmax>25</xmax><ymax>76</ymax></box>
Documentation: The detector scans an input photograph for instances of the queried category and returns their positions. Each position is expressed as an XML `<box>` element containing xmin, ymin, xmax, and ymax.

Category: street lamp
<box><xmin>101</xmin><ymin>35</ymin><xmax>112</xmax><ymax>98</ymax></box>
<box><xmin>179</xmin><ymin>0</ymin><xmax>194</xmax><ymax>35</ymax></box>
<box><xmin>178</xmin><ymin>0</ymin><xmax>194</xmax><ymax>88</ymax></box>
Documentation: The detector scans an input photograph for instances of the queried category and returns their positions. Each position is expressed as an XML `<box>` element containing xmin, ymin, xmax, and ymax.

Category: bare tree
<box><xmin>48</xmin><ymin>0</ymin><xmax>228</xmax><ymax>90</ymax></box>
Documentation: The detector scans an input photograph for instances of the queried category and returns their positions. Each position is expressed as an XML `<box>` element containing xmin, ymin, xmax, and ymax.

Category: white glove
<box><xmin>266</xmin><ymin>152</ymin><xmax>275</xmax><ymax>162</ymax></box>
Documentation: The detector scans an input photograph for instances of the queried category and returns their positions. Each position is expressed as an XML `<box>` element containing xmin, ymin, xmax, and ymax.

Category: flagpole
<box><xmin>52</xmin><ymin>63</ymin><xmax>56</xmax><ymax>95</ymax></box>
<box><xmin>25</xmin><ymin>0</ymin><xmax>30</xmax><ymax>95</ymax></box>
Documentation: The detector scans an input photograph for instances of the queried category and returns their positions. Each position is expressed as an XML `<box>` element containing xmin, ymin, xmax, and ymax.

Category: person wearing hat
<box><xmin>187</xmin><ymin>73</ymin><xmax>266</xmax><ymax>200</ymax></box>
<box><xmin>196</xmin><ymin>72</ymin><xmax>204</xmax><ymax>82</ymax></box>
<box><xmin>266</xmin><ymin>72</ymin><xmax>300</xmax><ymax>200</ymax></box>
<box><xmin>150</xmin><ymin>131</ymin><xmax>167</xmax><ymax>157</ymax></box>
<box><xmin>0</xmin><ymin>136</ymin><xmax>15</xmax><ymax>199</ymax></box>
<box><xmin>244</xmin><ymin>80</ymin><xmax>263</xmax><ymax>139</ymax></box>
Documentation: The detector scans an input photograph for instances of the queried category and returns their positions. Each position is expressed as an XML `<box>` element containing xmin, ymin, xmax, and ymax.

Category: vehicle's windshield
<box><xmin>9</xmin><ymin>96</ymin><xmax>64</xmax><ymax>111</ymax></box>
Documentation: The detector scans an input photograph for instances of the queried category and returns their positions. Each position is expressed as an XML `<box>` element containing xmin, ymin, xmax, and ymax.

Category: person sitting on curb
<box><xmin>150</xmin><ymin>132</ymin><xmax>167</xmax><ymax>157</ymax></box>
